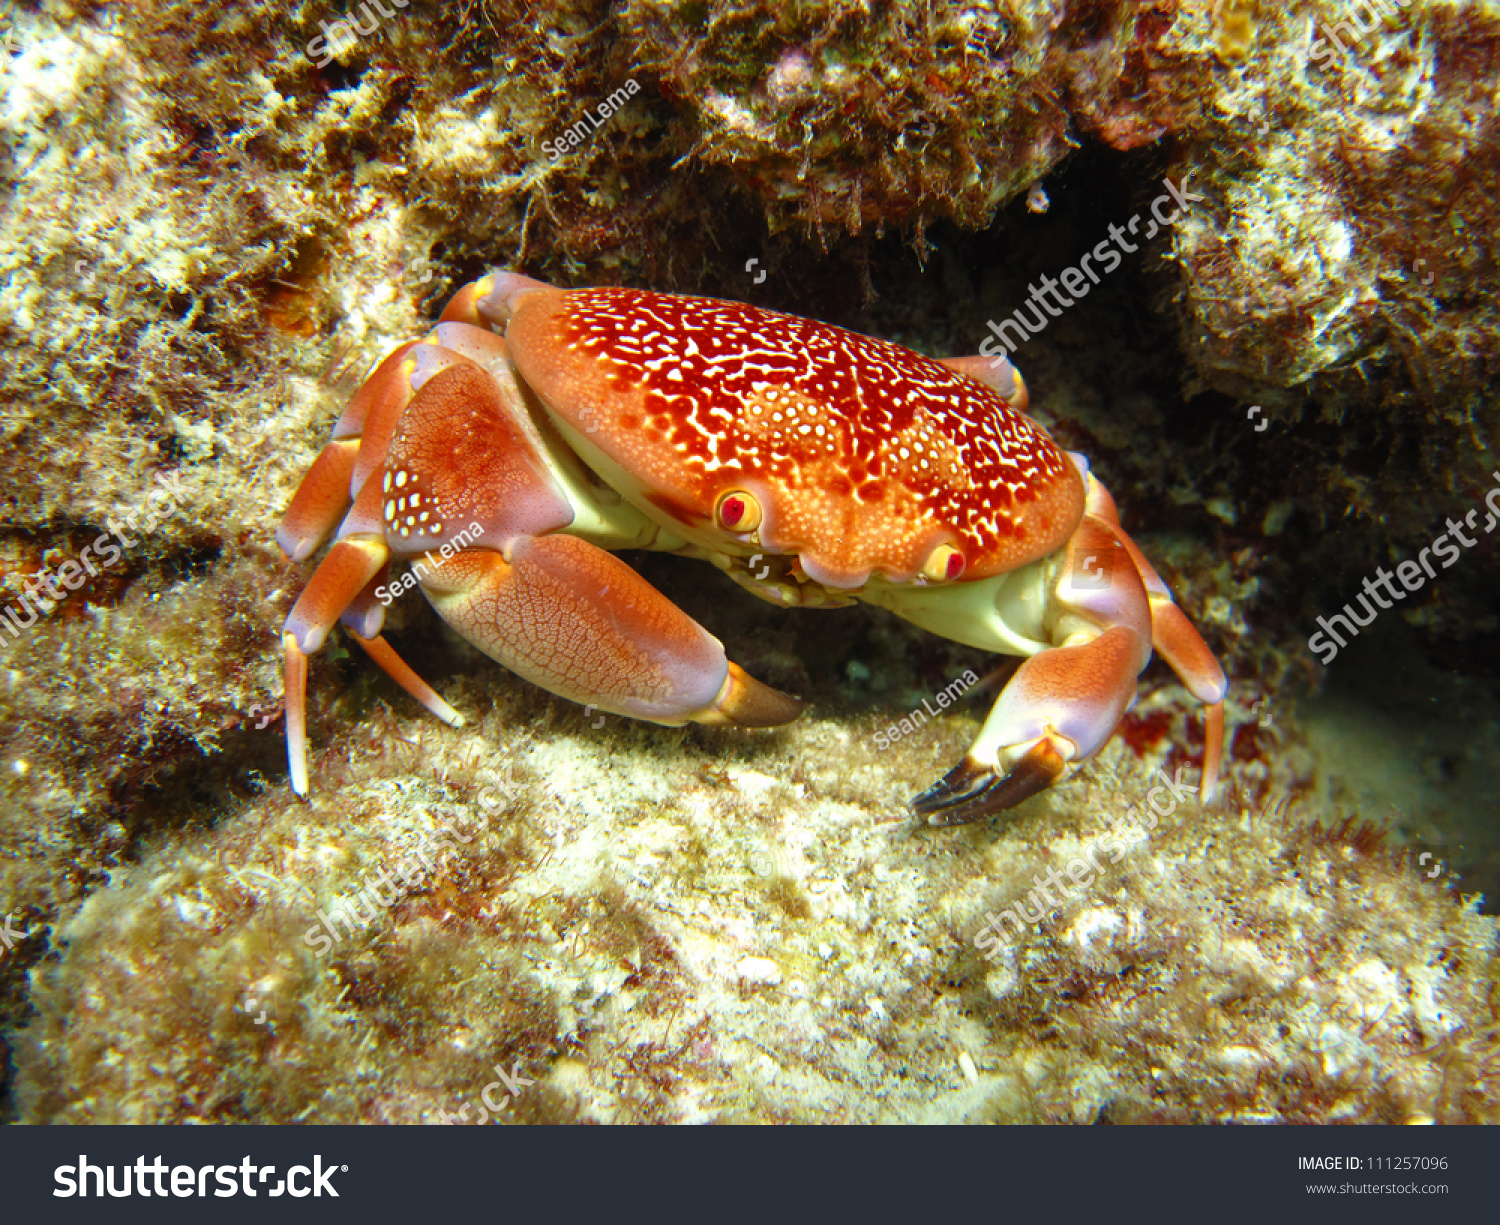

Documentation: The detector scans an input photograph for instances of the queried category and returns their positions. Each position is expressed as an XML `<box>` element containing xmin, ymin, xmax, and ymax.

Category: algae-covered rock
<box><xmin>13</xmin><ymin>693</ymin><xmax>1499</xmax><ymax>1123</ymax></box>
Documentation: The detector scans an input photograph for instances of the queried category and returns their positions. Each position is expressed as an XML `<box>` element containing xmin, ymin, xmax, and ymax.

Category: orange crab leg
<box><xmin>279</xmin><ymin>343</ymin><xmax>422</xmax><ymax>565</ymax></box>
<box><xmin>339</xmin><ymin>341</ymin><xmax>422</xmax><ymax>496</ymax></box>
<box><xmin>276</xmin><ymin>438</ymin><xmax>359</xmax><ymax>562</ymax></box>
<box><xmin>277</xmin><ymin>344</ymin><xmax>416</xmax><ymax>794</ymax></box>
<box><xmin>282</xmin><ymin>532</ymin><xmax>466</xmax><ymax>794</ymax></box>
<box><xmin>1077</xmin><ymin>461</ymin><xmax>1227</xmax><ymax>795</ymax></box>
<box><xmin>1149</xmin><ymin>605</ymin><xmax>1226</xmax><ymax>797</ymax></box>
<box><xmin>334</xmin><ymin>558</ymin><xmax>466</xmax><ymax>729</ymax></box>
<box><xmin>282</xmin><ymin>537</ymin><xmax>386</xmax><ymax>796</ymax></box>
<box><xmin>350</xmin><ymin>631</ymin><xmax>464</xmax><ymax>726</ymax></box>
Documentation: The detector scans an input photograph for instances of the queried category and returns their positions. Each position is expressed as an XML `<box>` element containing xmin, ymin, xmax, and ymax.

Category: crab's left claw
<box><xmin>913</xmin><ymin>741</ymin><xmax>1068</xmax><ymax>824</ymax></box>
<box><xmin>915</xmin><ymin>465</ymin><xmax>1227</xmax><ymax>827</ymax></box>
<box><xmin>915</xmin><ymin>625</ymin><xmax>1145</xmax><ymax>826</ymax></box>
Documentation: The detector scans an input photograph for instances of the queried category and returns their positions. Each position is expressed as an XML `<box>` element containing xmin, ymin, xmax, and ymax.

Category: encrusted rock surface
<box><xmin>15</xmin><ymin>680</ymin><xmax>1498</xmax><ymax>1124</ymax></box>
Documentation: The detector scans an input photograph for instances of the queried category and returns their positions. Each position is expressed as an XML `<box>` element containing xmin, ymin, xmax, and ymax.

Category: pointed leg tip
<box><xmin>284</xmin><ymin>632</ymin><xmax>312</xmax><ymax>799</ymax></box>
<box><xmin>424</xmin><ymin>687</ymin><xmax>466</xmax><ymax>728</ymax></box>
<box><xmin>1201</xmin><ymin>700</ymin><xmax>1225</xmax><ymax>804</ymax></box>
<box><xmin>351</xmin><ymin>631</ymin><xmax>465</xmax><ymax>729</ymax></box>
<box><xmin>287</xmin><ymin>723</ymin><xmax>310</xmax><ymax>798</ymax></box>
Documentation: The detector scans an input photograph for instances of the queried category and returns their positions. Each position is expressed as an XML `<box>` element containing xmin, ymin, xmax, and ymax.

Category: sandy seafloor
<box><xmin>0</xmin><ymin>1</ymin><xmax>1497</xmax><ymax>1124</ymax></box>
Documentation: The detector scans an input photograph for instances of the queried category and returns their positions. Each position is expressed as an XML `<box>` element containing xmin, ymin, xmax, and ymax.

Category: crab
<box><xmin>276</xmin><ymin>271</ymin><xmax>1226</xmax><ymax>824</ymax></box>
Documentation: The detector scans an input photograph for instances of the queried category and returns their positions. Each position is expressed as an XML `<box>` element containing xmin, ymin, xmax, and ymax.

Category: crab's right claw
<box><xmin>417</xmin><ymin>533</ymin><xmax>803</xmax><ymax>732</ymax></box>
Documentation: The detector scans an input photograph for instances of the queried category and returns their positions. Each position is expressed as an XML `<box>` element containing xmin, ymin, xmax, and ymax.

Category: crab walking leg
<box><xmin>417</xmin><ymin>534</ymin><xmax>803</xmax><ymax>728</ymax></box>
<box><xmin>1139</xmin><ymin>563</ymin><xmax>1226</xmax><ymax>799</ymax></box>
<box><xmin>335</xmin><ymin>341</ymin><xmax>423</xmax><ymax>496</ymax></box>
<box><xmin>282</xmin><ymin>537</ymin><xmax>389</xmax><ymax>797</ymax></box>
<box><xmin>1152</xmin><ymin>608</ymin><xmax>1226</xmax><ymax>798</ymax></box>
<box><xmin>1077</xmin><ymin>464</ymin><xmax>1228</xmax><ymax>797</ymax></box>
<box><xmin>278</xmin><ymin>342</ymin><xmax>422</xmax><ymax>566</ymax></box>
<box><xmin>338</xmin><ymin>563</ymin><xmax>466</xmax><ymax>730</ymax></box>
<box><xmin>281</xmin><ymin>538</ymin><xmax>467</xmax><ymax>797</ymax></box>
<box><xmin>276</xmin><ymin>438</ymin><xmax>359</xmax><ymax>562</ymax></box>
<box><xmin>350</xmin><ymin>632</ymin><xmax>465</xmax><ymax>726</ymax></box>
<box><xmin>936</xmin><ymin>353</ymin><xmax>1029</xmax><ymax>412</ymax></box>
<box><xmin>915</xmin><ymin>515</ymin><xmax>1153</xmax><ymax>826</ymax></box>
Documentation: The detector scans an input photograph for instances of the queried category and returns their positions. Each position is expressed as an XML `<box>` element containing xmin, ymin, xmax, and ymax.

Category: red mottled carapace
<box><xmin>506</xmin><ymin>287</ymin><xmax>1086</xmax><ymax>587</ymax></box>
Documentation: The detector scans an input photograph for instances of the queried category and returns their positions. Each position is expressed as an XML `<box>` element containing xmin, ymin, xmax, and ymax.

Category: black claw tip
<box><xmin>913</xmin><ymin>748</ymin><xmax>1064</xmax><ymax>826</ymax></box>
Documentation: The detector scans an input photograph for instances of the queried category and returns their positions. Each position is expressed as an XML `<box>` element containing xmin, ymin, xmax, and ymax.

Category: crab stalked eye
<box><xmin>923</xmin><ymin>544</ymin><xmax>966</xmax><ymax>582</ymax></box>
<box><xmin>715</xmin><ymin>490</ymin><xmax>763</xmax><ymax>533</ymax></box>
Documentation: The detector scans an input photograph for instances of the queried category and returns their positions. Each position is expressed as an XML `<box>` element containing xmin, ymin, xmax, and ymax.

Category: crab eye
<box><xmin>923</xmin><ymin>544</ymin><xmax>965</xmax><ymax>582</ymax></box>
<box><xmin>715</xmin><ymin>490</ymin><xmax>762</xmax><ymax>533</ymax></box>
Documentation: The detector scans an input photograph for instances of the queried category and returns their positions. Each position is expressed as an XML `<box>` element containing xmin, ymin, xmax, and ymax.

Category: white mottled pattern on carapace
<box><xmin>508</xmin><ymin>287</ymin><xmax>1085</xmax><ymax>585</ymax></box>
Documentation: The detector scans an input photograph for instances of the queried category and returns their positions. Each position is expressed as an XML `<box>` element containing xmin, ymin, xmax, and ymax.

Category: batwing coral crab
<box><xmin>277</xmin><ymin>272</ymin><xmax>1226</xmax><ymax>824</ymax></box>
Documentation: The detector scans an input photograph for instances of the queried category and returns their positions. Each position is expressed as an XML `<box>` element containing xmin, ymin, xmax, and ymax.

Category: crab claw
<box><xmin>912</xmin><ymin>464</ymin><xmax>1227</xmax><ymax>826</ymax></box>
<box><xmin>915</xmin><ymin>624</ymin><xmax>1145</xmax><ymax>826</ymax></box>
<box><xmin>914</xmin><ymin>740</ymin><xmax>1067</xmax><ymax>825</ymax></box>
